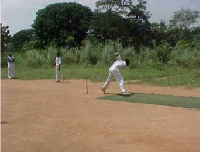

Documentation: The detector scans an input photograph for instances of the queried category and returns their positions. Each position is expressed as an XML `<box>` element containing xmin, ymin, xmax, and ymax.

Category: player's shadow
<box><xmin>6</xmin><ymin>77</ymin><xmax>18</xmax><ymax>80</ymax></box>
<box><xmin>116</xmin><ymin>92</ymin><xmax>135</xmax><ymax>97</ymax></box>
<box><xmin>104</xmin><ymin>93</ymin><xmax>114</xmax><ymax>95</ymax></box>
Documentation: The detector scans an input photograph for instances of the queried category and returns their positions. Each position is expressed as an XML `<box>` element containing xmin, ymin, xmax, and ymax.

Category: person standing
<box><xmin>7</xmin><ymin>53</ymin><xmax>15</xmax><ymax>79</ymax></box>
<box><xmin>101</xmin><ymin>51</ymin><xmax>130</xmax><ymax>95</ymax></box>
<box><xmin>55</xmin><ymin>51</ymin><xmax>62</xmax><ymax>82</ymax></box>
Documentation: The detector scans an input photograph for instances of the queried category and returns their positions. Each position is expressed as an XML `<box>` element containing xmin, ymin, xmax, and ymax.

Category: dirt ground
<box><xmin>1</xmin><ymin>79</ymin><xmax>200</xmax><ymax>152</ymax></box>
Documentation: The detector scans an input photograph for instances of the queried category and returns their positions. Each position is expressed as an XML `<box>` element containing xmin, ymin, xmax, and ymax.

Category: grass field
<box><xmin>98</xmin><ymin>93</ymin><xmax>200</xmax><ymax>109</ymax></box>
<box><xmin>1</xmin><ymin>64</ymin><xmax>200</xmax><ymax>88</ymax></box>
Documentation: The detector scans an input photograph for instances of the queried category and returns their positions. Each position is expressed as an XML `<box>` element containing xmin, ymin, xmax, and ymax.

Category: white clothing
<box><xmin>55</xmin><ymin>57</ymin><xmax>61</xmax><ymax>81</ymax></box>
<box><xmin>55</xmin><ymin>57</ymin><xmax>61</xmax><ymax>65</ymax></box>
<box><xmin>8</xmin><ymin>56</ymin><xmax>15</xmax><ymax>79</ymax></box>
<box><xmin>109</xmin><ymin>55</ymin><xmax>126</xmax><ymax>71</ymax></box>
<box><xmin>56</xmin><ymin>65</ymin><xmax>61</xmax><ymax>81</ymax></box>
<box><xmin>102</xmin><ymin>54</ymin><xmax>127</xmax><ymax>93</ymax></box>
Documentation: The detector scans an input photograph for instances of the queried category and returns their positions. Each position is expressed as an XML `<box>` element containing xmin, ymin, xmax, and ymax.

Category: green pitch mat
<box><xmin>98</xmin><ymin>93</ymin><xmax>200</xmax><ymax>109</ymax></box>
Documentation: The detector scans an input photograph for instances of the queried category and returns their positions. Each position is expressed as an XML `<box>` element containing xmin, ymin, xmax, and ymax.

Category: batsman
<box><xmin>101</xmin><ymin>43</ymin><xmax>130</xmax><ymax>95</ymax></box>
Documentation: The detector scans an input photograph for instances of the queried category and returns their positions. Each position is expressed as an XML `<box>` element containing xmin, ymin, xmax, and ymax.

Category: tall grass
<box><xmin>16</xmin><ymin>40</ymin><xmax>200</xmax><ymax>69</ymax></box>
<box><xmin>1</xmin><ymin>40</ymin><xmax>200</xmax><ymax>87</ymax></box>
<box><xmin>169</xmin><ymin>43</ymin><xmax>200</xmax><ymax>67</ymax></box>
<box><xmin>26</xmin><ymin>50</ymin><xmax>45</xmax><ymax>68</ymax></box>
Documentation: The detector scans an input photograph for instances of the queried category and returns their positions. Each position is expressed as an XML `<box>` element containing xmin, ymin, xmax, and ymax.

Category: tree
<box><xmin>169</xmin><ymin>8</ymin><xmax>200</xmax><ymax>30</ymax></box>
<box><xmin>90</xmin><ymin>11</ymin><xmax>125</xmax><ymax>43</ymax></box>
<box><xmin>11</xmin><ymin>29</ymin><xmax>35</xmax><ymax>51</ymax></box>
<box><xmin>151</xmin><ymin>21</ymin><xmax>168</xmax><ymax>46</ymax></box>
<box><xmin>96</xmin><ymin>0</ymin><xmax>151</xmax><ymax>22</ymax></box>
<box><xmin>95</xmin><ymin>0</ymin><xmax>152</xmax><ymax>52</ymax></box>
<box><xmin>191</xmin><ymin>26</ymin><xmax>200</xmax><ymax>43</ymax></box>
<box><xmin>168</xmin><ymin>9</ymin><xmax>199</xmax><ymax>43</ymax></box>
<box><xmin>32</xmin><ymin>2</ymin><xmax>93</xmax><ymax>48</ymax></box>
<box><xmin>1</xmin><ymin>23</ymin><xmax>11</xmax><ymax>53</ymax></box>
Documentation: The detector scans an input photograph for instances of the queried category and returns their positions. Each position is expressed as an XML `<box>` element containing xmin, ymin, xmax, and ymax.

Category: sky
<box><xmin>1</xmin><ymin>0</ymin><xmax>200</xmax><ymax>36</ymax></box>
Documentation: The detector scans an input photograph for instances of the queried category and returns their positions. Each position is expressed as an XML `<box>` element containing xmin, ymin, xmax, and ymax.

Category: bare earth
<box><xmin>1</xmin><ymin>79</ymin><xmax>200</xmax><ymax>152</ymax></box>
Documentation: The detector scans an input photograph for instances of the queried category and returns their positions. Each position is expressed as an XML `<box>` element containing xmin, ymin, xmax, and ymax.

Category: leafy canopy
<box><xmin>32</xmin><ymin>2</ymin><xmax>93</xmax><ymax>48</ymax></box>
<box><xmin>169</xmin><ymin>8</ymin><xmax>200</xmax><ymax>29</ymax></box>
<box><xmin>1</xmin><ymin>23</ymin><xmax>11</xmax><ymax>53</ymax></box>
<box><xmin>12</xmin><ymin>29</ymin><xmax>35</xmax><ymax>51</ymax></box>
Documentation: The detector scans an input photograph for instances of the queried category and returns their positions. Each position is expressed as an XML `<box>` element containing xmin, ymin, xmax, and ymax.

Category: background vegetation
<box><xmin>1</xmin><ymin>0</ymin><xmax>200</xmax><ymax>88</ymax></box>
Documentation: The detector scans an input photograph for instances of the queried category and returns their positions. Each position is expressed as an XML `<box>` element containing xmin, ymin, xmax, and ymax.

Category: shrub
<box><xmin>45</xmin><ymin>46</ymin><xmax>57</xmax><ymax>66</ymax></box>
<box><xmin>1</xmin><ymin>53</ymin><xmax>8</xmax><ymax>67</ymax></box>
<box><xmin>169</xmin><ymin>40</ymin><xmax>200</xmax><ymax>67</ymax></box>
<box><xmin>60</xmin><ymin>48</ymin><xmax>76</xmax><ymax>64</ymax></box>
<box><xmin>26</xmin><ymin>50</ymin><xmax>45</xmax><ymax>68</ymax></box>
<box><xmin>101</xmin><ymin>44</ymin><xmax>115</xmax><ymax>65</ymax></box>
<box><xmin>154</xmin><ymin>43</ymin><xmax>172</xmax><ymax>63</ymax></box>
<box><xmin>80</xmin><ymin>41</ymin><xmax>100</xmax><ymax>65</ymax></box>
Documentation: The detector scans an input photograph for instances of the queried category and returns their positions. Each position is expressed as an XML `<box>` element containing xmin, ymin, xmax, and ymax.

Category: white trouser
<box><xmin>8</xmin><ymin>62</ymin><xmax>15</xmax><ymax>78</ymax></box>
<box><xmin>102</xmin><ymin>69</ymin><xmax>126</xmax><ymax>93</ymax></box>
<box><xmin>56</xmin><ymin>64</ymin><xmax>61</xmax><ymax>81</ymax></box>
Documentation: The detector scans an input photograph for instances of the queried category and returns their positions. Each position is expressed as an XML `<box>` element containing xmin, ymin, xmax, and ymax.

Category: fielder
<box><xmin>7</xmin><ymin>53</ymin><xmax>15</xmax><ymax>79</ymax></box>
<box><xmin>101</xmin><ymin>51</ymin><xmax>130</xmax><ymax>95</ymax></box>
<box><xmin>55</xmin><ymin>51</ymin><xmax>62</xmax><ymax>82</ymax></box>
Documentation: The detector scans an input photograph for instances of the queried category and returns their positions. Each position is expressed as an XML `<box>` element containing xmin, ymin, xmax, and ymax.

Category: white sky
<box><xmin>1</xmin><ymin>0</ymin><xmax>200</xmax><ymax>35</ymax></box>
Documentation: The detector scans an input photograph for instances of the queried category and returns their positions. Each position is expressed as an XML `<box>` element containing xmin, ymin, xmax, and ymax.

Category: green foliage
<box><xmin>11</xmin><ymin>29</ymin><xmax>35</xmax><ymax>51</ymax></box>
<box><xmin>94</xmin><ymin>0</ymin><xmax>152</xmax><ymax>50</ymax></box>
<box><xmin>33</xmin><ymin>2</ymin><xmax>93</xmax><ymax>48</ymax></box>
<box><xmin>169</xmin><ymin>8</ymin><xmax>200</xmax><ymax>29</ymax></box>
<box><xmin>192</xmin><ymin>26</ymin><xmax>200</xmax><ymax>45</ymax></box>
<box><xmin>90</xmin><ymin>11</ymin><xmax>124</xmax><ymax>43</ymax></box>
<box><xmin>100</xmin><ymin>43</ymin><xmax>116</xmax><ymax>64</ymax></box>
<box><xmin>25</xmin><ymin>50</ymin><xmax>45</xmax><ymax>68</ymax></box>
<box><xmin>80</xmin><ymin>41</ymin><xmax>100</xmax><ymax>65</ymax></box>
<box><xmin>96</xmin><ymin>0</ymin><xmax>151</xmax><ymax>21</ymax></box>
<box><xmin>1</xmin><ymin>53</ymin><xmax>8</xmax><ymax>68</ymax></box>
<box><xmin>151</xmin><ymin>21</ymin><xmax>168</xmax><ymax>46</ymax></box>
<box><xmin>2</xmin><ymin>39</ymin><xmax>200</xmax><ymax>87</ymax></box>
<box><xmin>169</xmin><ymin>40</ymin><xmax>200</xmax><ymax>67</ymax></box>
<box><xmin>128</xmin><ymin>47</ymin><xmax>155</xmax><ymax>69</ymax></box>
<box><xmin>1</xmin><ymin>23</ymin><xmax>11</xmax><ymax>53</ymax></box>
<box><xmin>21</xmin><ymin>40</ymin><xmax>39</xmax><ymax>52</ymax></box>
<box><xmin>19</xmin><ymin>39</ymin><xmax>200</xmax><ymax>69</ymax></box>
<box><xmin>65</xmin><ymin>36</ymin><xmax>75</xmax><ymax>47</ymax></box>
<box><xmin>45</xmin><ymin>46</ymin><xmax>58</xmax><ymax>66</ymax></box>
<box><xmin>60</xmin><ymin>48</ymin><xmax>78</xmax><ymax>64</ymax></box>
<box><xmin>154</xmin><ymin>43</ymin><xmax>172</xmax><ymax>63</ymax></box>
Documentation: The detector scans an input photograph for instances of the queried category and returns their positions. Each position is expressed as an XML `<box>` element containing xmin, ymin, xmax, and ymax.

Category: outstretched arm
<box><xmin>113</xmin><ymin>43</ymin><xmax>122</xmax><ymax>61</ymax></box>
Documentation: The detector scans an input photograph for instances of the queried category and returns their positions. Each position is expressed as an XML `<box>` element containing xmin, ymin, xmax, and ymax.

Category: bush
<box><xmin>169</xmin><ymin>40</ymin><xmax>200</xmax><ymax>67</ymax></box>
<box><xmin>154</xmin><ymin>43</ymin><xmax>172</xmax><ymax>63</ymax></box>
<box><xmin>45</xmin><ymin>46</ymin><xmax>57</xmax><ymax>66</ymax></box>
<box><xmin>26</xmin><ymin>50</ymin><xmax>45</xmax><ymax>68</ymax></box>
<box><xmin>10</xmin><ymin>39</ymin><xmax>200</xmax><ymax>69</ymax></box>
<box><xmin>100</xmin><ymin>44</ymin><xmax>115</xmax><ymax>65</ymax></box>
<box><xmin>1</xmin><ymin>53</ymin><xmax>8</xmax><ymax>68</ymax></box>
<box><xmin>80</xmin><ymin>41</ymin><xmax>100</xmax><ymax>65</ymax></box>
<box><xmin>60</xmin><ymin>48</ymin><xmax>77</xmax><ymax>64</ymax></box>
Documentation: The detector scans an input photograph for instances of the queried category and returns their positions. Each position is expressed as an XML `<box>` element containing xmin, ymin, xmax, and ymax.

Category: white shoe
<box><xmin>101</xmin><ymin>87</ymin><xmax>105</xmax><ymax>94</ymax></box>
<box><xmin>122</xmin><ymin>92</ymin><xmax>130</xmax><ymax>95</ymax></box>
